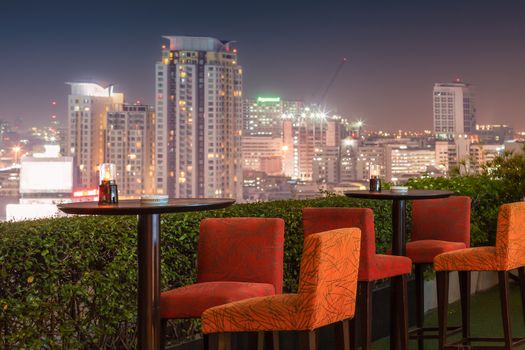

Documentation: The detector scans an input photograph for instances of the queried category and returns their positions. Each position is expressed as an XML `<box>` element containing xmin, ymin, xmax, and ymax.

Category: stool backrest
<box><xmin>412</xmin><ymin>196</ymin><xmax>471</xmax><ymax>246</ymax></box>
<box><xmin>496</xmin><ymin>202</ymin><xmax>525</xmax><ymax>271</ymax></box>
<box><xmin>197</xmin><ymin>218</ymin><xmax>285</xmax><ymax>293</ymax></box>
<box><xmin>297</xmin><ymin>228</ymin><xmax>361</xmax><ymax>329</ymax></box>
<box><xmin>303</xmin><ymin>207</ymin><xmax>376</xmax><ymax>276</ymax></box>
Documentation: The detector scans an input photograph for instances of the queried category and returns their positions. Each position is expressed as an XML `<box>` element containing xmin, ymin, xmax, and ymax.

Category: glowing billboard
<box><xmin>20</xmin><ymin>157</ymin><xmax>73</xmax><ymax>194</ymax></box>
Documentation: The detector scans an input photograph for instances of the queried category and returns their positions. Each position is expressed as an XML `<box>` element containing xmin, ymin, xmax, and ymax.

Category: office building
<box><xmin>241</xmin><ymin>136</ymin><xmax>283</xmax><ymax>175</ymax></box>
<box><xmin>355</xmin><ymin>145</ymin><xmax>385</xmax><ymax>181</ymax></box>
<box><xmin>469</xmin><ymin>144</ymin><xmax>503</xmax><ymax>173</ymax></box>
<box><xmin>244</xmin><ymin>97</ymin><xmax>284</xmax><ymax>137</ymax></box>
<box><xmin>384</xmin><ymin>144</ymin><xmax>436</xmax><ymax>182</ymax></box>
<box><xmin>312</xmin><ymin>146</ymin><xmax>340</xmax><ymax>184</ymax></box>
<box><xmin>106</xmin><ymin>104</ymin><xmax>156</xmax><ymax>197</ymax></box>
<box><xmin>67</xmin><ymin>82</ymin><xmax>124</xmax><ymax>189</ymax></box>
<box><xmin>433</xmin><ymin>81</ymin><xmax>476</xmax><ymax>138</ymax></box>
<box><xmin>155</xmin><ymin>36</ymin><xmax>243</xmax><ymax>200</ymax></box>
<box><xmin>475</xmin><ymin>124</ymin><xmax>514</xmax><ymax>143</ymax></box>
<box><xmin>340</xmin><ymin>138</ymin><xmax>359</xmax><ymax>182</ymax></box>
<box><xmin>282</xmin><ymin>108</ymin><xmax>343</xmax><ymax>181</ymax></box>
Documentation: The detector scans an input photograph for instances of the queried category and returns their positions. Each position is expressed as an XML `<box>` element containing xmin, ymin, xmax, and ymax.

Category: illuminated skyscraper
<box><xmin>433</xmin><ymin>81</ymin><xmax>476</xmax><ymax>138</ymax></box>
<box><xmin>67</xmin><ymin>83</ymin><xmax>124</xmax><ymax>189</ymax></box>
<box><xmin>155</xmin><ymin>36</ymin><xmax>243</xmax><ymax>199</ymax></box>
<box><xmin>106</xmin><ymin>104</ymin><xmax>156</xmax><ymax>196</ymax></box>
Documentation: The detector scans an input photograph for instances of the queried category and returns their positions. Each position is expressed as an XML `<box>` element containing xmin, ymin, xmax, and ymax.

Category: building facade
<box><xmin>244</xmin><ymin>97</ymin><xmax>284</xmax><ymax>137</ymax></box>
<box><xmin>105</xmin><ymin>104</ymin><xmax>156</xmax><ymax>197</ymax></box>
<box><xmin>155</xmin><ymin>36</ymin><xmax>243</xmax><ymax>200</ymax></box>
<box><xmin>433</xmin><ymin>81</ymin><xmax>476</xmax><ymax>138</ymax></box>
<box><xmin>67</xmin><ymin>83</ymin><xmax>124</xmax><ymax>189</ymax></box>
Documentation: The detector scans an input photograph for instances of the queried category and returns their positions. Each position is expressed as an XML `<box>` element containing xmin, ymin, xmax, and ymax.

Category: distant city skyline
<box><xmin>1</xmin><ymin>0</ymin><xmax>525</xmax><ymax>130</ymax></box>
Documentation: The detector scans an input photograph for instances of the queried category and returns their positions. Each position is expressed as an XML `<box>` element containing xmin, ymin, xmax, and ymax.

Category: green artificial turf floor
<box><xmin>373</xmin><ymin>281</ymin><xmax>525</xmax><ymax>349</ymax></box>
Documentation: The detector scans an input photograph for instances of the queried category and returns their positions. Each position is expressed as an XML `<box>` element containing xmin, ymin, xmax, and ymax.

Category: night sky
<box><xmin>1</xmin><ymin>0</ymin><xmax>525</xmax><ymax>131</ymax></box>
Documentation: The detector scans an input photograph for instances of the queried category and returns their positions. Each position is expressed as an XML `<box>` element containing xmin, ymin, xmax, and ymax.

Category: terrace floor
<box><xmin>168</xmin><ymin>281</ymin><xmax>525</xmax><ymax>349</ymax></box>
<box><xmin>374</xmin><ymin>281</ymin><xmax>525</xmax><ymax>349</ymax></box>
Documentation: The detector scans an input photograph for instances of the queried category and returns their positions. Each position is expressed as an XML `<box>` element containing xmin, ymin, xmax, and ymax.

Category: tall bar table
<box><xmin>58</xmin><ymin>198</ymin><xmax>235</xmax><ymax>350</ymax></box>
<box><xmin>345</xmin><ymin>190</ymin><xmax>453</xmax><ymax>350</ymax></box>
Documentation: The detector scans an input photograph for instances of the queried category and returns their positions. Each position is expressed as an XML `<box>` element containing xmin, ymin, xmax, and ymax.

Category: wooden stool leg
<box><xmin>458</xmin><ymin>271</ymin><xmax>471</xmax><ymax>343</ymax></box>
<box><xmin>264</xmin><ymin>331</ymin><xmax>279</xmax><ymax>350</ymax></box>
<box><xmin>213</xmin><ymin>333</ymin><xmax>231</xmax><ymax>350</ymax></box>
<box><xmin>298</xmin><ymin>330</ymin><xmax>317</xmax><ymax>350</ymax></box>
<box><xmin>335</xmin><ymin>319</ymin><xmax>350</xmax><ymax>350</ymax></box>
<box><xmin>245</xmin><ymin>332</ymin><xmax>258</xmax><ymax>349</ymax></box>
<box><xmin>349</xmin><ymin>315</ymin><xmax>357</xmax><ymax>350</ymax></box>
<box><xmin>390</xmin><ymin>277</ymin><xmax>398</xmax><ymax>350</ymax></box>
<box><xmin>361</xmin><ymin>281</ymin><xmax>372</xmax><ymax>350</ymax></box>
<box><xmin>499</xmin><ymin>271</ymin><xmax>513</xmax><ymax>350</ymax></box>
<box><xmin>518</xmin><ymin>267</ymin><xmax>525</xmax><ymax>328</ymax></box>
<box><xmin>160</xmin><ymin>319</ymin><xmax>167</xmax><ymax>350</ymax></box>
<box><xmin>436</xmin><ymin>271</ymin><xmax>449</xmax><ymax>350</ymax></box>
<box><xmin>397</xmin><ymin>275</ymin><xmax>409</xmax><ymax>350</ymax></box>
<box><xmin>205</xmin><ymin>333</ymin><xmax>218</xmax><ymax>350</ymax></box>
<box><xmin>415</xmin><ymin>264</ymin><xmax>425</xmax><ymax>350</ymax></box>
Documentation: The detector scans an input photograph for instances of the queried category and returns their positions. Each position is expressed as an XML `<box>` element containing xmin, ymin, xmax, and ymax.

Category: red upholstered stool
<box><xmin>159</xmin><ymin>217</ymin><xmax>285</xmax><ymax>349</ymax></box>
<box><xmin>406</xmin><ymin>196</ymin><xmax>471</xmax><ymax>350</ymax></box>
<box><xmin>303</xmin><ymin>208</ymin><xmax>412</xmax><ymax>350</ymax></box>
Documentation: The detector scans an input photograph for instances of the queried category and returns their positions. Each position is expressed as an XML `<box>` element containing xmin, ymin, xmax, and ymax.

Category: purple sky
<box><xmin>1</xmin><ymin>0</ymin><xmax>524</xmax><ymax>131</ymax></box>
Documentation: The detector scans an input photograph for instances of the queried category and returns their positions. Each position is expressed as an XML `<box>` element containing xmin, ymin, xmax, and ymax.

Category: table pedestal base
<box><xmin>391</xmin><ymin>199</ymin><xmax>407</xmax><ymax>350</ymax></box>
<box><xmin>138</xmin><ymin>214</ymin><xmax>161</xmax><ymax>350</ymax></box>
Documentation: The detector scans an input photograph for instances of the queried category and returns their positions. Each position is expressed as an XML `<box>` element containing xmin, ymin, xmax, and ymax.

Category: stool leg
<box><xmin>349</xmin><ymin>317</ymin><xmax>357</xmax><ymax>350</ymax></box>
<box><xmin>246</xmin><ymin>332</ymin><xmax>259</xmax><ymax>349</ymax></box>
<box><xmin>415</xmin><ymin>264</ymin><xmax>425</xmax><ymax>350</ymax></box>
<box><xmin>205</xmin><ymin>333</ymin><xmax>218</xmax><ymax>350</ymax></box>
<box><xmin>518</xmin><ymin>267</ymin><xmax>525</xmax><ymax>328</ymax></box>
<box><xmin>436</xmin><ymin>271</ymin><xmax>449</xmax><ymax>350</ymax></box>
<box><xmin>458</xmin><ymin>271</ymin><xmax>471</xmax><ymax>343</ymax></box>
<box><xmin>397</xmin><ymin>275</ymin><xmax>409</xmax><ymax>350</ymax></box>
<box><xmin>160</xmin><ymin>318</ymin><xmax>167</xmax><ymax>350</ymax></box>
<box><xmin>264</xmin><ymin>331</ymin><xmax>279</xmax><ymax>350</ymax></box>
<box><xmin>499</xmin><ymin>271</ymin><xmax>513</xmax><ymax>350</ymax></box>
<box><xmin>361</xmin><ymin>281</ymin><xmax>372</xmax><ymax>350</ymax></box>
<box><xmin>335</xmin><ymin>319</ymin><xmax>350</xmax><ymax>350</ymax></box>
<box><xmin>298</xmin><ymin>330</ymin><xmax>317</xmax><ymax>350</ymax></box>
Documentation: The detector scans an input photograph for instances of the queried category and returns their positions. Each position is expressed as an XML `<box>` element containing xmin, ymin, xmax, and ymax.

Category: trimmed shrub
<box><xmin>0</xmin><ymin>179</ymin><xmax>509</xmax><ymax>348</ymax></box>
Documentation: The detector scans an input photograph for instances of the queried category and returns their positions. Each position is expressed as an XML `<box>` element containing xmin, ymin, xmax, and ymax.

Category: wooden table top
<box><xmin>58</xmin><ymin>198</ymin><xmax>236</xmax><ymax>216</ymax></box>
<box><xmin>345</xmin><ymin>189</ymin><xmax>454</xmax><ymax>200</ymax></box>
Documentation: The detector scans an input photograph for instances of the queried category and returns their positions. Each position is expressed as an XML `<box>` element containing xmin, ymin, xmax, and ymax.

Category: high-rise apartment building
<box><xmin>67</xmin><ymin>83</ymin><xmax>123</xmax><ymax>189</ymax></box>
<box><xmin>155</xmin><ymin>36</ymin><xmax>243</xmax><ymax>199</ymax></box>
<box><xmin>106</xmin><ymin>104</ymin><xmax>156</xmax><ymax>197</ymax></box>
<box><xmin>433</xmin><ymin>81</ymin><xmax>476</xmax><ymax>138</ymax></box>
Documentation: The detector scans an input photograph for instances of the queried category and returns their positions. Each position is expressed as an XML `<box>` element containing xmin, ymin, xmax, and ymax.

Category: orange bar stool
<box><xmin>159</xmin><ymin>218</ymin><xmax>285</xmax><ymax>349</ymax></box>
<box><xmin>406</xmin><ymin>196</ymin><xmax>471</xmax><ymax>349</ymax></box>
<box><xmin>303</xmin><ymin>208</ymin><xmax>412</xmax><ymax>350</ymax></box>
<box><xmin>434</xmin><ymin>202</ymin><xmax>525</xmax><ymax>349</ymax></box>
<box><xmin>201</xmin><ymin>228</ymin><xmax>362</xmax><ymax>350</ymax></box>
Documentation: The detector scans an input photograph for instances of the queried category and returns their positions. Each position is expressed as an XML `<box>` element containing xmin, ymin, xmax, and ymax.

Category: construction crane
<box><xmin>318</xmin><ymin>57</ymin><xmax>348</xmax><ymax>105</ymax></box>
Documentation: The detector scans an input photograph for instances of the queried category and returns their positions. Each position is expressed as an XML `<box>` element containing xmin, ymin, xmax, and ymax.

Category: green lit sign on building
<box><xmin>256</xmin><ymin>97</ymin><xmax>281</xmax><ymax>103</ymax></box>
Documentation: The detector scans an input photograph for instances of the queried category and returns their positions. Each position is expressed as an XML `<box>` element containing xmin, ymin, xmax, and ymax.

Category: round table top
<box><xmin>345</xmin><ymin>189</ymin><xmax>454</xmax><ymax>200</ymax></box>
<box><xmin>57</xmin><ymin>198</ymin><xmax>236</xmax><ymax>216</ymax></box>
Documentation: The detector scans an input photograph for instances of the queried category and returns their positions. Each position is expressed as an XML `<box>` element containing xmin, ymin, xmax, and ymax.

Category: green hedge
<box><xmin>0</xmin><ymin>177</ymin><xmax>512</xmax><ymax>348</ymax></box>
